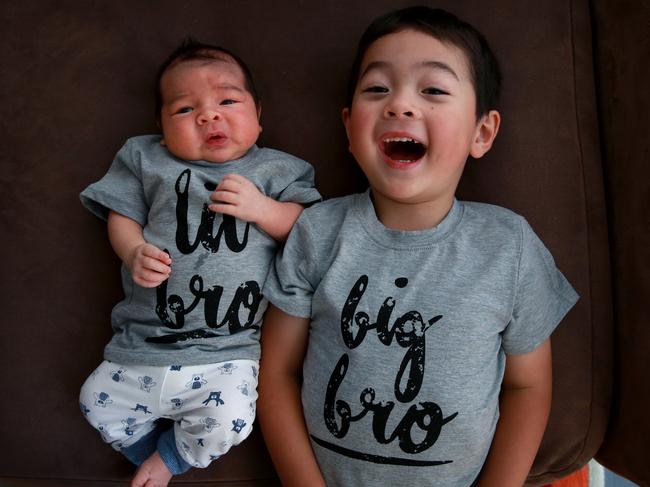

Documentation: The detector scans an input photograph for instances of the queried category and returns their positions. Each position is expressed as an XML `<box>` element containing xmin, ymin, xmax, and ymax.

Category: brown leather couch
<box><xmin>1</xmin><ymin>0</ymin><xmax>647</xmax><ymax>485</ymax></box>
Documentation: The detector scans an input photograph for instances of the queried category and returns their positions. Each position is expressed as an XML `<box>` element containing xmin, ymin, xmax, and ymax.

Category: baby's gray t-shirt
<box><xmin>263</xmin><ymin>190</ymin><xmax>578</xmax><ymax>487</ymax></box>
<box><xmin>80</xmin><ymin>135</ymin><xmax>320</xmax><ymax>366</ymax></box>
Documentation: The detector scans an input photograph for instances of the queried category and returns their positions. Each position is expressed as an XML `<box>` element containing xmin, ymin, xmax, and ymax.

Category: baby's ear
<box><xmin>342</xmin><ymin>107</ymin><xmax>352</xmax><ymax>150</ymax></box>
<box><xmin>470</xmin><ymin>110</ymin><xmax>500</xmax><ymax>159</ymax></box>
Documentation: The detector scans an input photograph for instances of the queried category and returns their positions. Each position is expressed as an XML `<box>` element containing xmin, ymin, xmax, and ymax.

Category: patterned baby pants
<box><xmin>79</xmin><ymin>359</ymin><xmax>258</xmax><ymax>471</ymax></box>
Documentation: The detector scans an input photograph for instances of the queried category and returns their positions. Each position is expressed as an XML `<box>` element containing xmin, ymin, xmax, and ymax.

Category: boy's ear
<box><xmin>470</xmin><ymin>110</ymin><xmax>500</xmax><ymax>159</ymax></box>
<box><xmin>257</xmin><ymin>104</ymin><xmax>263</xmax><ymax>133</ymax></box>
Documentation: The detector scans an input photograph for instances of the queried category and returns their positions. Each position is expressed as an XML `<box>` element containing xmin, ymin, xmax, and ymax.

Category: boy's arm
<box><xmin>107</xmin><ymin>211</ymin><xmax>172</xmax><ymax>288</ymax></box>
<box><xmin>476</xmin><ymin>339</ymin><xmax>553</xmax><ymax>487</ymax></box>
<box><xmin>208</xmin><ymin>173</ymin><xmax>303</xmax><ymax>241</ymax></box>
<box><xmin>257</xmin><ymin>304</ymin><xmax>327</xmax><ymax>487</ymax></box>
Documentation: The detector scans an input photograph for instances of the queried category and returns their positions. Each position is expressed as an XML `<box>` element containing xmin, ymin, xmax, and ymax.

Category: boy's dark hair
<box><xmin>346</xmin><ymin>6</ymin><xmax>501</xmax><ymax>119</ymax></box>
<box><xmin>155</xmin><ymin>38</ymin><xmax>260</xmax><ymax>121</ymax></box>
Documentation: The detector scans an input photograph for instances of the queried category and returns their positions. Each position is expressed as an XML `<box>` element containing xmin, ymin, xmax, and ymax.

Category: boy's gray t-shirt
<box><xmin>263</xmin><ymin>190</ymin><xmax>579</xmax><ymax>487</ymax></box>
<box><xmin>80</xmin><ymin>135</ymin><xmax>320</xmax><ymax>366</ymax></box>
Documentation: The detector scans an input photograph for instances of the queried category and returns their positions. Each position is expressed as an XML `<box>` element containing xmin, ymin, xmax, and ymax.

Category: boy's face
<box><xmin>159</xmin><ymin>58</ymin><xmax>261</xmax><ymax>163</ymax></box>
<box><xmin>343</xmin><ymin>29</ymin><xmax>498</xmax><ymax>208</ymax></box>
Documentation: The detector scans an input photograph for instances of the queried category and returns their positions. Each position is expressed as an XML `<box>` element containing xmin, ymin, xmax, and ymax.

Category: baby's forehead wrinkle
<box><xmin>166</xmin><ymin>53</ymin><xmax>237</xmax><ymax>75</ymax></box>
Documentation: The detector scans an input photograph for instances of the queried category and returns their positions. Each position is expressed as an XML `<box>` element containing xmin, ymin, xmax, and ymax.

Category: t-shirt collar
<box><xmin>354</xmin><ymin>188</ymin><xmax>462</xmax><ymax>249</ymax></box>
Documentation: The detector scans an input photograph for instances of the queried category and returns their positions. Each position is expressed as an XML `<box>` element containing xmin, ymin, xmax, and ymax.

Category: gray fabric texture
<box><xmin>264</xmin><ymin>190</ymin><xmax>578</xmax><ymax>487</ymax></box>
<box><xmin>80</xmin><ymin>135</ymin><xmax>320</xmax><ymax>366</ymax></box>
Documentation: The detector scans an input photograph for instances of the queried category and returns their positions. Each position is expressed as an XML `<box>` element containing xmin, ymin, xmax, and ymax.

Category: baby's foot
<box><xmin>130</xmin><ymin>451</ymin><xmax>173</xmax><ymax>487</ymax></box>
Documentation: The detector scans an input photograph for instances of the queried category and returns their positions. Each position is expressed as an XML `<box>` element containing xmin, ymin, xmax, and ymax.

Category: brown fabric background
<box><xmin>592</xmin><ymin>1</ymin><xmax>650</xmax><ymax>486</ymax></box>
<box><xmin>0</xmin><ymin>0</ymin><xmax>644</xmax><ymax>485</ymax></box>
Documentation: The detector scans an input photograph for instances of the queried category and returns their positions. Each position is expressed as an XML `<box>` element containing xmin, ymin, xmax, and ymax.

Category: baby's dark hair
<box><xmin>346</xmin><ymin>6</ymin><xmax>501</xmax><ymax>119</ymax></box>
<box><xmin>155</xmin><ymin>38</ymin><xmax>260</xmax><ymax>121</ymax></box>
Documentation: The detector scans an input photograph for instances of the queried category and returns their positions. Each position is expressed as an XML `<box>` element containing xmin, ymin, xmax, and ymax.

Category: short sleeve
<box><xmin>79</xmin><ymin>140</ymin><xmax>149</xmax><ymax>225</ymax></box>
<box><xmin>502</xmin><ymin>219</ymin><xmax>579</xmax><ymax>355</ymax></box>
<box><xmin>275</xmin><ymin>159</ymin><xmax>321</xmax><ymax>205</ymax></box>
<box><xmin>263</xmin><ymin>213</ymin><xmax>320</xmax><ymax>318</ymax></box>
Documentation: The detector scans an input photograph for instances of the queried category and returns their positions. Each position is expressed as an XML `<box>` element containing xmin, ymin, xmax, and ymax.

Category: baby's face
<box><xmin>159</xmin><ymin>59</ymin><xmax>261</xmax><ymax>163</ymax></box>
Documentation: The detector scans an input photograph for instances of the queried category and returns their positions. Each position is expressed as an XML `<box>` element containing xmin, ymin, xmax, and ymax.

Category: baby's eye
<box><xmin>362</xmin><ymin>85</ymin><xmax>389</xmax><ymax>94</ymax></box>
<box><xmin>176</xmin><ymin>106</ymin><xmax>193</xmax><ymax>114</ymax></box>
<box><xmin>221</xmin><ymin>99</ymin><xmax>237</xmax><ymax>105</ymax></box>
<box><xmin>422</xmin><ymin>87</ymin><xmax>448</xmax><ymax>96</ymax></box>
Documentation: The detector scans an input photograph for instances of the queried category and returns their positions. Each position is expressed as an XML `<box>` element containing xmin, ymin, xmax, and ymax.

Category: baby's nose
<box><xmin>198</xmin><ymin>108</ymin><xmax>222</xmax><ymax>124</ymax></box>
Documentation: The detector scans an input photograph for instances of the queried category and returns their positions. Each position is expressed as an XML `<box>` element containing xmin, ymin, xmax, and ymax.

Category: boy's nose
<box><xmin>384</xmin><ymin>100</ymin><xmax>419</xmax><ymax>119</ymax></box>
<box><xmin>385</xmin><ymin>108</ymin><xmax>415</xmax><ymax>118</ymax></box>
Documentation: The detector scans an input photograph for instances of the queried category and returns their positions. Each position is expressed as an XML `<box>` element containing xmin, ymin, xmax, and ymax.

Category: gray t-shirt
<box><xmin>264</xmin><ymin>190</ymin><xmax>578</xmax><ymax>487</ymax></box>
<box><xmin>80</xmin><ymin>135</ymin><xmax>320</xmax><ymax>366</ymax></box>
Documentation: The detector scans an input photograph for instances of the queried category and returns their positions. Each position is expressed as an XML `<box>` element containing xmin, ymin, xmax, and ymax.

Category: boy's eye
<box><xmin>221</xmin><ymin>99</ymin><xmax>237</xmax><ymax>105</ymax></box>
<box><xmin>176</xmin><ymin>106</ymin><xmax>193</xmax><ymax>114</ymax></box>
<box><xmin>362</xmin><ymin>85</ymin><xmax>389</xmax><ymax>94</ymax></box>
<box><xmin>422</xmin><ymin>87</ymin><xmax>448</xmax><ymax>96</ymax></box>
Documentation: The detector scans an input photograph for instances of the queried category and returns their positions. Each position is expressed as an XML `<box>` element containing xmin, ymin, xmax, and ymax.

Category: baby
<box><xmin>79</xmin><ymin>39</ymin><xmax>320</xmax><ymax>486</ymax></box>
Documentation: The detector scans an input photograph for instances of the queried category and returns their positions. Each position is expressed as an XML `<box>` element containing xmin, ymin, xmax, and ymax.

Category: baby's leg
<box><xmin>79</xmin><ymin>361</ymin><xmax>164</xmax><ymax>463</ymax></box>
<box><xmin>130</xmin><ymin>450</ymin><xmax>172</xmax><ymax>487</ymax></box>
<box><xmin>158</xmin><ymin>360</ymin><xmax>259</xmax><ymax>470</ymax></box>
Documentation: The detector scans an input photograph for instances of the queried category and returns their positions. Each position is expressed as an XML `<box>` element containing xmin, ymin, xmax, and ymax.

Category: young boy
<box><xmin>258</xmin><ymin>7</ymin><xmax>578</xmax><ymax>487</ymax></box>
<box><xmin>78</xmin><ymin>40</ymin><xmax>320</xmax><ymax>486</ymax></box>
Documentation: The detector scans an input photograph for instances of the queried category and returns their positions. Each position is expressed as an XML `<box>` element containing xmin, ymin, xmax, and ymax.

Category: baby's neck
<box><xmin>370</xmin><ymin>190</ymin><xmax>454</xmax><ymax>231</ymax></box>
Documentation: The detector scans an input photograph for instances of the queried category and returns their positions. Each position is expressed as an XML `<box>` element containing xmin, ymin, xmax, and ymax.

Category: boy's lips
<box><xmin>379</xmin><ymin>133</ymin><xmax>427</xmax><ymax>169</ymax></box>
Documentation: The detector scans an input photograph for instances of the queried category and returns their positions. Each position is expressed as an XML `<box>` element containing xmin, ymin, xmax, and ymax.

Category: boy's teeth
<box><xmin>383</xmin><ymin>137</ymin><xmax>417</xmax><ymax>143</ymax></box>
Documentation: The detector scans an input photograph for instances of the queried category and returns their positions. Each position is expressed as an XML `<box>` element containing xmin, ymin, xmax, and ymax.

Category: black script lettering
<box><xmin>219</xmin><ymin>281</ymin><xmax>263</xmax><ymax>334</ymax></box>
<box><xmin>175</xmin><ymin>169</ymin><xmax>250</xmax><ymax>254</ymax></box>
<box><xmin>340</xmin><ymin>275</ymin><xmax>443</xmax><ymax>402</ymax></box>
<box><xmin>155</xmin><ymin>272</ymin><xmax>201</xmax><ymax>329</ymax></box>
<box><xmin>324</xmin><ymin>354</ymin><xmax>363</xmax><ymax>438</ymax></box>
<box><xmin>155</xmin><ymin>274</ymin><xmax>262</xmax><ymax>333</ymax></box>
<box><xmin>324</xmin><ymin>354</ymin><xmax>457</xmax><ymax>454</ymax></box>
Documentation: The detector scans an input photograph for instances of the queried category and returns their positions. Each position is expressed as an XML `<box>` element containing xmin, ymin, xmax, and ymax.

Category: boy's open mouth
<box><xmin>381</xmin><ymin>137</ymin><xmax>426</xmax><ymax>163</ymax></box>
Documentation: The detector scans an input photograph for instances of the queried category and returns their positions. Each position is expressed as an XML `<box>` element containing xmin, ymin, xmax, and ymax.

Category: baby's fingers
<box><xmin>141</xmin><ymin>256</ymin><xmax>172</xmax><ymax>275</ymax></box>
<box><xmin>141</xmin><ymin>244</ymin><xmax>172</xmax><ymax>265</ymax></box>
<box><xmin>133</xmin><ymin>268</ymin><xmax>169</xmax><ymax>288</ymax></box>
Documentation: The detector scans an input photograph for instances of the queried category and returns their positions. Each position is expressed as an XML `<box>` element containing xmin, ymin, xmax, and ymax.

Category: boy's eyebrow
<box><xmin>421</xmin><ymin>61</ymin><xmax>460</xmax><ymax>81</ymax></box>
<box><xmin>361</xmin><ymin>60</ymin><xmax>460</xmax><ymax>81</ymax></box>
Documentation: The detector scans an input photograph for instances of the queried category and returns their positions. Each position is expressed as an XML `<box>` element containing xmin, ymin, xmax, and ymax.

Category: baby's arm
<box><xmin>208</xmin><ymin>174</ymin><xmax>303</xmax><ymax>241</ymax></box>
<box><xmin>257</xmin><ymin>304</ymin><xmax>327</xmax><ymax>487</ymax></box>
<box><xmin>107</xmin><ymin>211</ymin><xmax>172</xmax><ymax>288</ymax></box>
<box><xmin>476</xmin><ymin>339</ymin><xmax>553</xmax><ymax>487</ymax></box>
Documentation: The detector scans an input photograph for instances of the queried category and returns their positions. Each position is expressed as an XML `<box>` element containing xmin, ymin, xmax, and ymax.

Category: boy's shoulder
<box><xmin>459</xmin><ymin>200</ymin><xmax>527</xmax><ymax>235</ymax></box>
<box><xmin>301</xmin><ymin>193</ymin><xmax>357</xmax><ymax>227</ymax></box>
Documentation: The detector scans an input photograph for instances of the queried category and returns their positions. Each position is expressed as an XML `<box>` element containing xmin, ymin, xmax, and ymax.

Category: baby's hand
<box><xmin>126</xmin><ymin>243</ymin><xmax>172</xmax><ymax>288</ymax></box>
<box><xmin>208</xmin><ymin>173</ymin><xmax>268</xmax><ymax>223</ymax></box>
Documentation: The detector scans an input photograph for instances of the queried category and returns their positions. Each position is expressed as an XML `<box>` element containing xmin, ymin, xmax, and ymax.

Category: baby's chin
<box><xmin>161</xmin><ymin>145</ymin><xmax>235</xmax><ymax>164</ymax></box>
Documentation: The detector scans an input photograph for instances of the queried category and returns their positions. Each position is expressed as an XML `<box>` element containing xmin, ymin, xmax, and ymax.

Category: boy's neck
<box><xmin>370</xmin><ymin>189</ymin><xmax>455</xmax><ymax>231</ymax></box>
